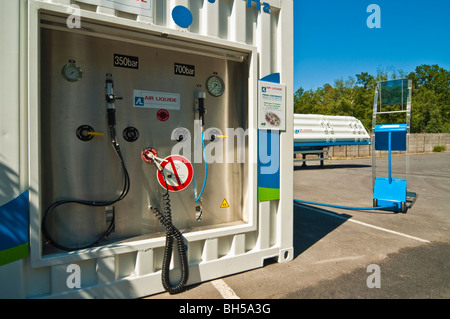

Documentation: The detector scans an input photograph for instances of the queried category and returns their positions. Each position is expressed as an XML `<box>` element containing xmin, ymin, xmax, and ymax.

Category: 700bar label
<box><xmin>114</xmin><ymin>54</ymin><xmax>139</xmax><ymax>69</ymax></box>
<box><xmin>174</xmin><ymin>63</ymin><xmax>195</xmax><ymax>77</ymax></box>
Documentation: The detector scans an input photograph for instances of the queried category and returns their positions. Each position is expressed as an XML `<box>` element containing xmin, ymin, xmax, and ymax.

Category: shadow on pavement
<box><xmin>294</xmin><ymin>163</ymin><xmax>371</xmax><ymax>171</ymax></box>
<box><xmin>293</xmin><ymin>204</ymin><xmax>351</xmax><ymax>259</ymax></box>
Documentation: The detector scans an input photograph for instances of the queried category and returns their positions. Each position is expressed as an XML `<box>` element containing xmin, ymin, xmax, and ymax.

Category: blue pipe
<box><xmin>194</xmin><ymin>131</ymin><xmax>207</xmax><ymax>202</ymax></box>
<box><xmin>294</xmin><ymin>199</ymin><xmax>397</xmax><ymax>211</ymax></box>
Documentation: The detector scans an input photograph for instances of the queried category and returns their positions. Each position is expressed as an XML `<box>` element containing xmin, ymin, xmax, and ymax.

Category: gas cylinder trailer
<box><xmin>293</xmin><ymin>114</ymin><xmax>371</xmax><ymax>167</ymax></box>
<box><xmin>0</xmin><ymin>0</ymin><xmax>294</xmax><ymax>298</ymax></box>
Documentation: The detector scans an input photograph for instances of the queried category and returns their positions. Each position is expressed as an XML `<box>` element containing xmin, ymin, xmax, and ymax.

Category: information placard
<box><xmin>258</xmin><ymin>81</ymin><xmax>286</xmax><ymax>131</ymax></box>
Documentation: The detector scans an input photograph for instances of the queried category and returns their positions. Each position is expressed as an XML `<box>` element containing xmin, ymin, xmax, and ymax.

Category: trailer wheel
<box><xmin>401</xmin><ymin>201</ymin><xmax>407</xmax><ymax>214</ymax></box>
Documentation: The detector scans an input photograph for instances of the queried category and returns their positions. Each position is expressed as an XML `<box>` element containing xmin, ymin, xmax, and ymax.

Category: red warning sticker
<box><xmin>157</xmin><ymin>155</ymin><xmax>193</xmax><ymax>192</ymax></box>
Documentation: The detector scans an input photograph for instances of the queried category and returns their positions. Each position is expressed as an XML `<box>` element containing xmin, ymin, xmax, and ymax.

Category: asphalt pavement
<box><xmin>145</xmin><ymin>152</ymin><xmax>450</xmax><ymax>300</ymax></box>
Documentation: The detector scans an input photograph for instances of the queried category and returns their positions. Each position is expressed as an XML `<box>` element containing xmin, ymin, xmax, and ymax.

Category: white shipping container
<box><xmin>0</xmin><ymin>0</ymin><xmax>294</xmax><ymax>298</ymax></box>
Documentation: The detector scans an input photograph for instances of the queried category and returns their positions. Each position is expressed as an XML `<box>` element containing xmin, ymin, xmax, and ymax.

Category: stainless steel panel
<box><xmin>40</xmin><ymin>27</ymin><xmax>249</xmax><ymax>252</ymax></box>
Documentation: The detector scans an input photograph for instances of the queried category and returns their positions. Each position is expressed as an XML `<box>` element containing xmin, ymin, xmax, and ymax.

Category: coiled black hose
<box><xmin>41</xmin><ymin>125</ymin><xmax>130</xmax><ymax>251</ymax></box>
<box><xmin>150</xmin><ymin>169</ymin><xmax>189</xmax><ymax>294</ymax></box>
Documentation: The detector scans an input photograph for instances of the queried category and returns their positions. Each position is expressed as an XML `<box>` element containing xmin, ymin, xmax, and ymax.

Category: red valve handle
<box><xmin>141</xmin><ymin>147</ymin><xmax>158</xmax><ymax>163</ymax></box>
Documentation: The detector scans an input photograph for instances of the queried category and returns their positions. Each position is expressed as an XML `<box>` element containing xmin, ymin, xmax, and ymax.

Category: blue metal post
<box><xmin>388</xmin><ymin>131</ymin><xmax>392</xmax><ymax>184</ymax></box>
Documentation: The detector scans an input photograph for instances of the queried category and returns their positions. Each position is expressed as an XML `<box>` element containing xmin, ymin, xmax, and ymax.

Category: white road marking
<box><xmin>313</xmin><ymin>255</ymin><xmax>366</xmax><ymax>264</ymax></box>
<box><xmin>211</xmin><ymin>279</ymin><xmax>240</xmax><ymax>299</ymax></box>
<box><xmin>297</xmin><ymin>204</ymin><xmax>430</xmax><ymax>243</ymax></box>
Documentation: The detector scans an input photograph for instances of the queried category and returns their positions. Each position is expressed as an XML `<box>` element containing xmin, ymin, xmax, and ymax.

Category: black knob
<box><xmin>123</xmin><ymin>127</ymin><xmax>139</xmax><ymax>142</ymax></box>
<box><xmin>76</xmin><ymin>125</ymin><xmax>95</xmax><ymax>141</ymax></box>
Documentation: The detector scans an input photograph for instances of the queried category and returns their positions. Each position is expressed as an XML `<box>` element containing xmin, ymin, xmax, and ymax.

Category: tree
<box><xmin>408</xmin><ymin>64</ymin><xmax>450</xmax><ymax>132</ymax></box>
<box><xmin>294</xmin><ymin>64</ymin><xmax>450</xmax><ymax>133</ymax></box>
<box><xmin>356</xmin><ymin>72</ymin><xmax>374</xmax><ymax>89</ymax></box>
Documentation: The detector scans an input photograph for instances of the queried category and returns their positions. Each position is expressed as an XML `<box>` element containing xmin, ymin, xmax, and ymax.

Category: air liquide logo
<box><xmin>135</xmin><ymin>97</ymin><xmax>144</xmax><ymax>106</ymax></box>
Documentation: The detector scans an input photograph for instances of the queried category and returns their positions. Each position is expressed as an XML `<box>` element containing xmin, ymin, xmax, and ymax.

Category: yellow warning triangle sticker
<box><xmin>220</xmin><ymin>198</ymin><xmax>230</xmax><ymax>208</ymax></box>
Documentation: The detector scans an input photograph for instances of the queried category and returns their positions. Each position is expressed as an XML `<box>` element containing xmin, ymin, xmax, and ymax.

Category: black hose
<box><xmin>150</xmin><ymin>169</ymin><xmax>189</xmax><ymax>294</ymax></box>
<box><xmin>41</xmin><ymin>125</ymin><xmax>130</xmax><ymax>251</ymax></box>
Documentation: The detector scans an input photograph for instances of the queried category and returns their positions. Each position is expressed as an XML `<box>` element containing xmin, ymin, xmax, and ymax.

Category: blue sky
<box><xmin>293</xmin><ymin>0</ymin><xmax>450</xmax><ymax>91</ymax></box>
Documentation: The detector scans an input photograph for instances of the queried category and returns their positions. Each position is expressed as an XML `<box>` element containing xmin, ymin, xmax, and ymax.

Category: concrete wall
<box><xmin>329</xmin><ymin>133</ymin><xmax>450</xmax><ymax>158</ymax></box>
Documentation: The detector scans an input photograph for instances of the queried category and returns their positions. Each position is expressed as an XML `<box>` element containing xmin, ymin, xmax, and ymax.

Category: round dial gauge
<box><xmin>206</xmin><ymin>76</ymin><xmax>225</xmax><ymax>97</ymax></box>
<box><xmin>62</xmin><ymin>62</ymin><xmax>82</xmax><ymax>82</ymax></box>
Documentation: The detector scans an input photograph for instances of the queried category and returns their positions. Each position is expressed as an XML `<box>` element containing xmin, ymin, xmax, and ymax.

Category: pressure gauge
<box><xmin>62</xmin><ymin>62</ymin><xmax>82</xmax><ymax>82</ymax></box>
<box><xmin>206</xmin><ymin>75</ymin><xmax>225</xmax><ymax>97</ymax></box>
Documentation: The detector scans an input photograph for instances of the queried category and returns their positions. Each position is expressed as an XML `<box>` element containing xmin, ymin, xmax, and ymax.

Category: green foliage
<box><xmin>294</xmin><ymin>64</ymin><xmax>450</xmax><ymax>133</ymax></box>
<box><xmin>433</xmin><ymin>145</ymin><xmax>447</xmax><ymax>152</ymax></box>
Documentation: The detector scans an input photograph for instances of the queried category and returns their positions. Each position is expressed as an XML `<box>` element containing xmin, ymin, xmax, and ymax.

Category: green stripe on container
<box><xmin>258</xmin><ymin>187</ymin><xmax>280</xmax><ymax>201</ymax></box>
<box><xmin>0</xmin><ymin>243</ymin><xmax>29</xmax><ymax>266</ymax></box>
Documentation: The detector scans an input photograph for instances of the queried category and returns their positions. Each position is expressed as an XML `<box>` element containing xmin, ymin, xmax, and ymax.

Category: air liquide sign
<box><xmin>133</xmin><ymin>90</ymin><xmax>181</xmax><ymax>110</ymax></box>
<box><xmin>77</xmin><ymin>0</ymin><xmax>153</xmax><ymax>17</ymax></box>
